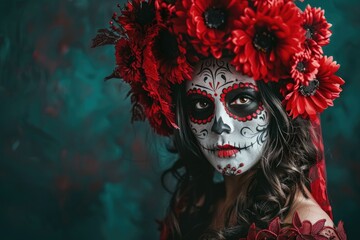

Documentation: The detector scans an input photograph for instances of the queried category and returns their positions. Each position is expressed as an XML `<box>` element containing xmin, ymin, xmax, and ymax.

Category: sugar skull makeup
<box><xmin>186</xmin><ymin>59</ymin><xmax>269</xmax><ymax>176</ymax></box>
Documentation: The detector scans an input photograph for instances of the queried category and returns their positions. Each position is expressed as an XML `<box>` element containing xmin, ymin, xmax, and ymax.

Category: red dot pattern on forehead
<box><xmin>187</xmin><ymin>88</ymin><xmax>215</xmax><ymax>124</ymax></box>
<box><xmin>220</xmin><ymin>82</ymin><xmax>264</xmax><ymax>122</ymax></box>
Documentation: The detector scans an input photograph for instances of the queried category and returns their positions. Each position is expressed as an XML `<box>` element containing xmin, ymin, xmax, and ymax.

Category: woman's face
<box><xmin>185</xmin><ymin>58</ymin><xmax>269</xmax><ymax>176</ymax></box>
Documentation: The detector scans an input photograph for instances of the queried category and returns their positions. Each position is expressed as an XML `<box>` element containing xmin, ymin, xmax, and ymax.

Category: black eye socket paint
<box><xmin>226</xmin><ymin>88</ymin><xmax>259</xmax><ymax>116</ymax></box>
<box><xmin>186</xmin><ymin>88</ymin><xmax>215</xmax><ymax>124</ymax></box>
<box><xmin>220</xmin><ymin>82</ymin><xmax>264</xmax><ymax>122</ymax></box>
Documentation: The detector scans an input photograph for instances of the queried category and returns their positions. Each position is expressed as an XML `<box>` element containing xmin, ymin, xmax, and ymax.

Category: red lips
<box><xmin>216</xmin><ymin>144</ymin><xmax>239</xmax><ymax>158</ymax></box>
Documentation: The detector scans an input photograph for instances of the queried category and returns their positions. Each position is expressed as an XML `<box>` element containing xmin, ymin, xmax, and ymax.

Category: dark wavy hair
<box><xmin>161</xmin><ymin>80</ymin><xmax>318</xmax><ymax>239</ymax></box>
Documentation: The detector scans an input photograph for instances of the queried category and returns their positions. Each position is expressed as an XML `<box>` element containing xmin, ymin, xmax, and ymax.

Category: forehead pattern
<box><xmin>188</xmin><ymin>58</ymin><xmax>256</xmax><ymax>95</ymax></box>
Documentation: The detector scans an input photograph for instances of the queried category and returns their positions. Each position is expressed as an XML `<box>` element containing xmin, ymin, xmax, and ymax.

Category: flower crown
<box><xmin>92</xmin><ymin>0</ymin><xmax>344</xmax><ymax>136</ymax></box>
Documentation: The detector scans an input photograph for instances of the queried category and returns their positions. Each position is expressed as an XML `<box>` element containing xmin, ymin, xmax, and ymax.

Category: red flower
<box><xmin>241</xmin><ymin>212</ymin><xmax>348</xmax><ymax>240</ymax></box>
<box><xmin>115</xmin><ymin>38</ymin><xmax>143</xmax><ymax>83</ymax></box>
<box><xmin>283</xmin><ymin>56</ymin><xmax>344</xmax><ymax>120</ymax></box>
<box><xmin>129</xmin><ymin>80</ymin><xmax>175</xmax><ymax>136</ymax></box>
<box><xmin>143</xmin><ymin>43</ymin><xmax>160</xmax><ymax>85</ymax></box>
<box><xmin>229</xmin><ymin>2</ymin><xmax>305</xmax><ymax>82</ymax></box>
<box><xmin>118</xmin><ymin>0</ymin><xmax>157</xmax><ymax>38</ymax></box>
<box><xmin>302</xmin><ymin>5</ymin><xmax>332</xmax><ymax>58</ymax></box>
<box><xmin>255</xmin><ymin>217</ymin><xmax>281</xmax><ymax>239</ymax></box>
<box><xmin>144</xmin><ymin>81</ymin><xmax>176</xmax><ymax>135</ymax></box>
<box><xmin>171</xmin><ymin>0</ymin><xmax>192</xmax><ymax>34</ymax></box>
<box><xmin>292</xmin><ymin>212</ymin><xmax>328</xmax><ymax>238</ymax></box>
<box><xmin>148</xmin><ymin>102</ymin><xmax>175</xmax><ymax>136</ymax></box>
<box><xmin>147</xmin><ymin>26</ymin><xmax>194</xmax><ymax>84</ymax></box>
<box><xmin>155</xmin><ymin>0</ymin><xmax>177</xmax><ymax>25</ymax></box>
<box><xmin>252</xmin><ymin>0</ymin><xmax>292</xmax><ymax>9</ymax></box>
<box><xmin>290</xmin><ymin>52</ymin><xmax>320</xmax><ymax>85</ymax></box>
<box><xmin>186</xmin><ymin>0</ymin><xmax>248</xmax><ymax>58</ymax></box>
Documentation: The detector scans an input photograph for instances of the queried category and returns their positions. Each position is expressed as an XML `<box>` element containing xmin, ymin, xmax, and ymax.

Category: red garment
<box><xmin>158</xmin><ymin>212</ymin><xmax>347</xmax><ymax>239</ymax></box>
<box><xmin>309</xmin><ymin>117</ymin><xmax>333</xmax><ymax>219</ymax></box>
<box><xmin>242</xmin><ymin>212</ymin><xmax>347</xmax><ymax>240</ymax></box>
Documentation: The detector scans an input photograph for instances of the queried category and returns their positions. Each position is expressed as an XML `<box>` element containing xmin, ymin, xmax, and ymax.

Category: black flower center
<box><xmin>156</xmin><ymin>30</ymin><xmax>180</xmax><ymax>61</ymax></box>
<box><xmin>296</xmin><ymin>61</ymin><xmax>306</xmax><ymax>73</ymax></box>
<box><xmin>253</xmin><ymin>28</ymin><xmax>276</xmax><ymax>53</ymax></box>
<box><xmin>127</xmin><ymin>55</ymin><xmax>136</xmax><ymax>66</ymax></box>
<box><xmin>305</xmin><ymin>26</ymin><xmax>314</xmax><ymax>39</ymax></box>
<box><xmin>299</xmin><ymin>79</ymin><xmax>320</xmax><ymax>97</ymax></box>
<box><xmin>136</xmin><ymin>2</ymin><xmax>156</xmax><ymax>26</ymax></box>
<box><xmin>159</xmin><ymin>8</ymin><xmax>170</xmax><ymax>21</ymax></box>
<box><xmin>163</xmin><ymin>0</ymin><xmax>176</xmax><ymax>4</ymax></box>
<box><xmin>122</xmin><ymin>47</ymin><xmax>136</xmax><ymax>67</ymax></box>
<box><xmin>203</xmin><ymin>7</ymin><xmax>227</xmax><ymax>29</ymax></box>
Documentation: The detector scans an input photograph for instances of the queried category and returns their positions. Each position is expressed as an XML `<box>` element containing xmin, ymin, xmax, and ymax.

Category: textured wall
<box><xmin>0</xmin><ymin>0</ymin><xmax>358</xmax><ymax>239</ymax></box>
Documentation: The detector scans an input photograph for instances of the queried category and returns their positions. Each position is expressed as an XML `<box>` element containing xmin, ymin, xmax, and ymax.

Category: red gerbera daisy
<box><xmin>252</xmin><ymin>0</ymin><xmax>290</xmax><ymax>9</ymax></box>
<box><xmin>186</xmin><ymin>0</ymin><xmax>248</xmax><ymax>58</ymax></box>
<box><xmin>118</xmin><ymin>0</ymin><xmax>157</xmax><ymax>38</ymax></box>
<box><xmin>230</xmin><ymin>2</ymin><xmax>305</xmax><ymax>82</ymax></box>
<box><xmin>283</xmin><ymin>56</ymin><xmax>344</xmax><ymax>120</ymax></box>
<box><xmin>155</xmin><ymin>0</ymin><xmax>177</xmax><ymax>25</ymax></box>
<box><xmin>302</xmin><ymin>5</ymin><xmax>332</xmax><ymax>58</ymax></box>
<box><xmin>290</xmin><ymin>52</ymin><xmax>320</xmax><ymax>85</ymax></box>
<box><xmin>146</xmin><ymin>26</ymin><xmax>194</xmax><ymax>84</ymax></box>
<box><xmin>114</xmin><ymin>38</ymin><xmax>143</xmax><ymax>83</ymax></box>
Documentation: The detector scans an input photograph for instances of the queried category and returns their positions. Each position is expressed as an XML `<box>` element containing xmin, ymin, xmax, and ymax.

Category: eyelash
<box><xmin>230</xmin><ymin>96</ymin><xmax>251</xmax><ymax>105</ymax></box>
<box><xmin>195</xmin><ymin>100</ymin><xmax>210</xmax><ymax>110</ymax></box>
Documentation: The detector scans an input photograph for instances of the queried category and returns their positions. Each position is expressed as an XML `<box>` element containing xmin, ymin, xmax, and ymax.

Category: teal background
<box><xmin>0</xmin><ymin>0</ymin><xmax>358</xmax><ymax>239</ymax></box>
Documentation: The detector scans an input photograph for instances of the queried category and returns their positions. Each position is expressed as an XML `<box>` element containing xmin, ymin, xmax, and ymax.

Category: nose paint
<box><xmin>186</xmin><ymin>58</ymin><xmax>269</xmax><ymax>176</ymax></box>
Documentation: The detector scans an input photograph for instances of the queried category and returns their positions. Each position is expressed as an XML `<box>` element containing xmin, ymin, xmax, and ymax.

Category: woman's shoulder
<box><xmin>283</xmin><ymin>188</ymin><xmax>346</xmax><ymax>238</ymax></box>
<box><xmin>240</xmin><ymin>188</ymin><xmax>347</xmax><ymax>240</ymax></box>
<box><xmin>241</xmin><ymin>211</ymin><xmax>347</xmax><ymax>240</ymax></box>
<box><xmin>283</xmin><ymin>199</ymin><xmax>346</xmax><ymax>239</ymax></box>
<box><xmin>283</xmin><ymin>189</ymin><xmax>333</xmax><ymax>227</ymax></box>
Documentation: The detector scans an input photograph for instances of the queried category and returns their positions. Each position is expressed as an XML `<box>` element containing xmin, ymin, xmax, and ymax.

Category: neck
<box><xmin>223</xmin><ymin>174</ymin><xmax>247</xmax><ymax>204</ymax></box>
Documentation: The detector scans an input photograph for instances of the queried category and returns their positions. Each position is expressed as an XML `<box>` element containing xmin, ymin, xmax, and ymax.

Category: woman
<box><xmin>92</xmin><ymin>0</ymin><xmax>347</xmax><ymax>239</ymax></box>
<box><xmin>161</xmin><ymin>58</ymin><xmax>341</xmax><ymax>239</ymax></box>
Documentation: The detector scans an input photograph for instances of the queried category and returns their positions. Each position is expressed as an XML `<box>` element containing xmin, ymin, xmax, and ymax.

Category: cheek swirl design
<box><xmin>187</xmin><ymin>88</ymin><xmax>215</xmax><ymax>124</ymax></box>
<box><xmin>197</xmin><ymin>109</ymin><xmax>269</xmax><ymax>176</ymax></box>
<box><xmin>191</xmin><ymin>125</ymin><xmax>209</xmax><ymax>140</ymax></box>
<box><xmin>220</xmin><ymin>82</ymin><xmax>264</xmax><ymax>122</ymax></box>
<box><xmin>239</xmin><ymin>111</ymin><xmax>269</xmax><ymax>145</ymax></box>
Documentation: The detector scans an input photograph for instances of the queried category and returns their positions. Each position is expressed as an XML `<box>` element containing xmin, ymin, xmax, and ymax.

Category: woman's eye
<box><xmin>230</xmin><ymin>97</ymin><xmax>251</xmax><ymax>105</ymax></box>
<box><xmin>195</xmin><ymin>101</ymin><xmax>209</xmax><ymax>110</ymax></box>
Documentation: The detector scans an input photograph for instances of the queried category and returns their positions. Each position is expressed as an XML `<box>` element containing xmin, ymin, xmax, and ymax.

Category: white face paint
<box><xmin>185</xmin><ymin>58</ymin><xmax>269</xmax><ymax>176</ymax></box>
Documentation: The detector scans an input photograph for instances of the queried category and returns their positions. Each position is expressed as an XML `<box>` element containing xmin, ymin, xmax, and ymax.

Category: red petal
<box><xmin>312</xmin><ymin>93</ymin><xmax>328</xmax><ymax>109</ymax></box>
<box><xmin>304</xmin><ymin>99</ymin><xmax>317</xmax><ymax>115</ymax></box>
<box><xmin>300</xmin><ymin>221</ymin><xmax>312</xmax><ymax>234</ymax></box>
<box><xmin>297</xmin><ymin>95</ymin><xmax>305</xmax><ymax>114</ymax></box>
<box><xmin>268</xmin><ymin>217</ymin><xmax>281</xmax><ymax>233</ymax></box>
<box><xmin>312</xmin><ymin>219</ymin><xmax>326</xmax><ymax>233</ymax></box>
<box><xmin>292</xmin><ymin>212</ymin><xmax>302</xmax><ymax>228</ymax></box>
